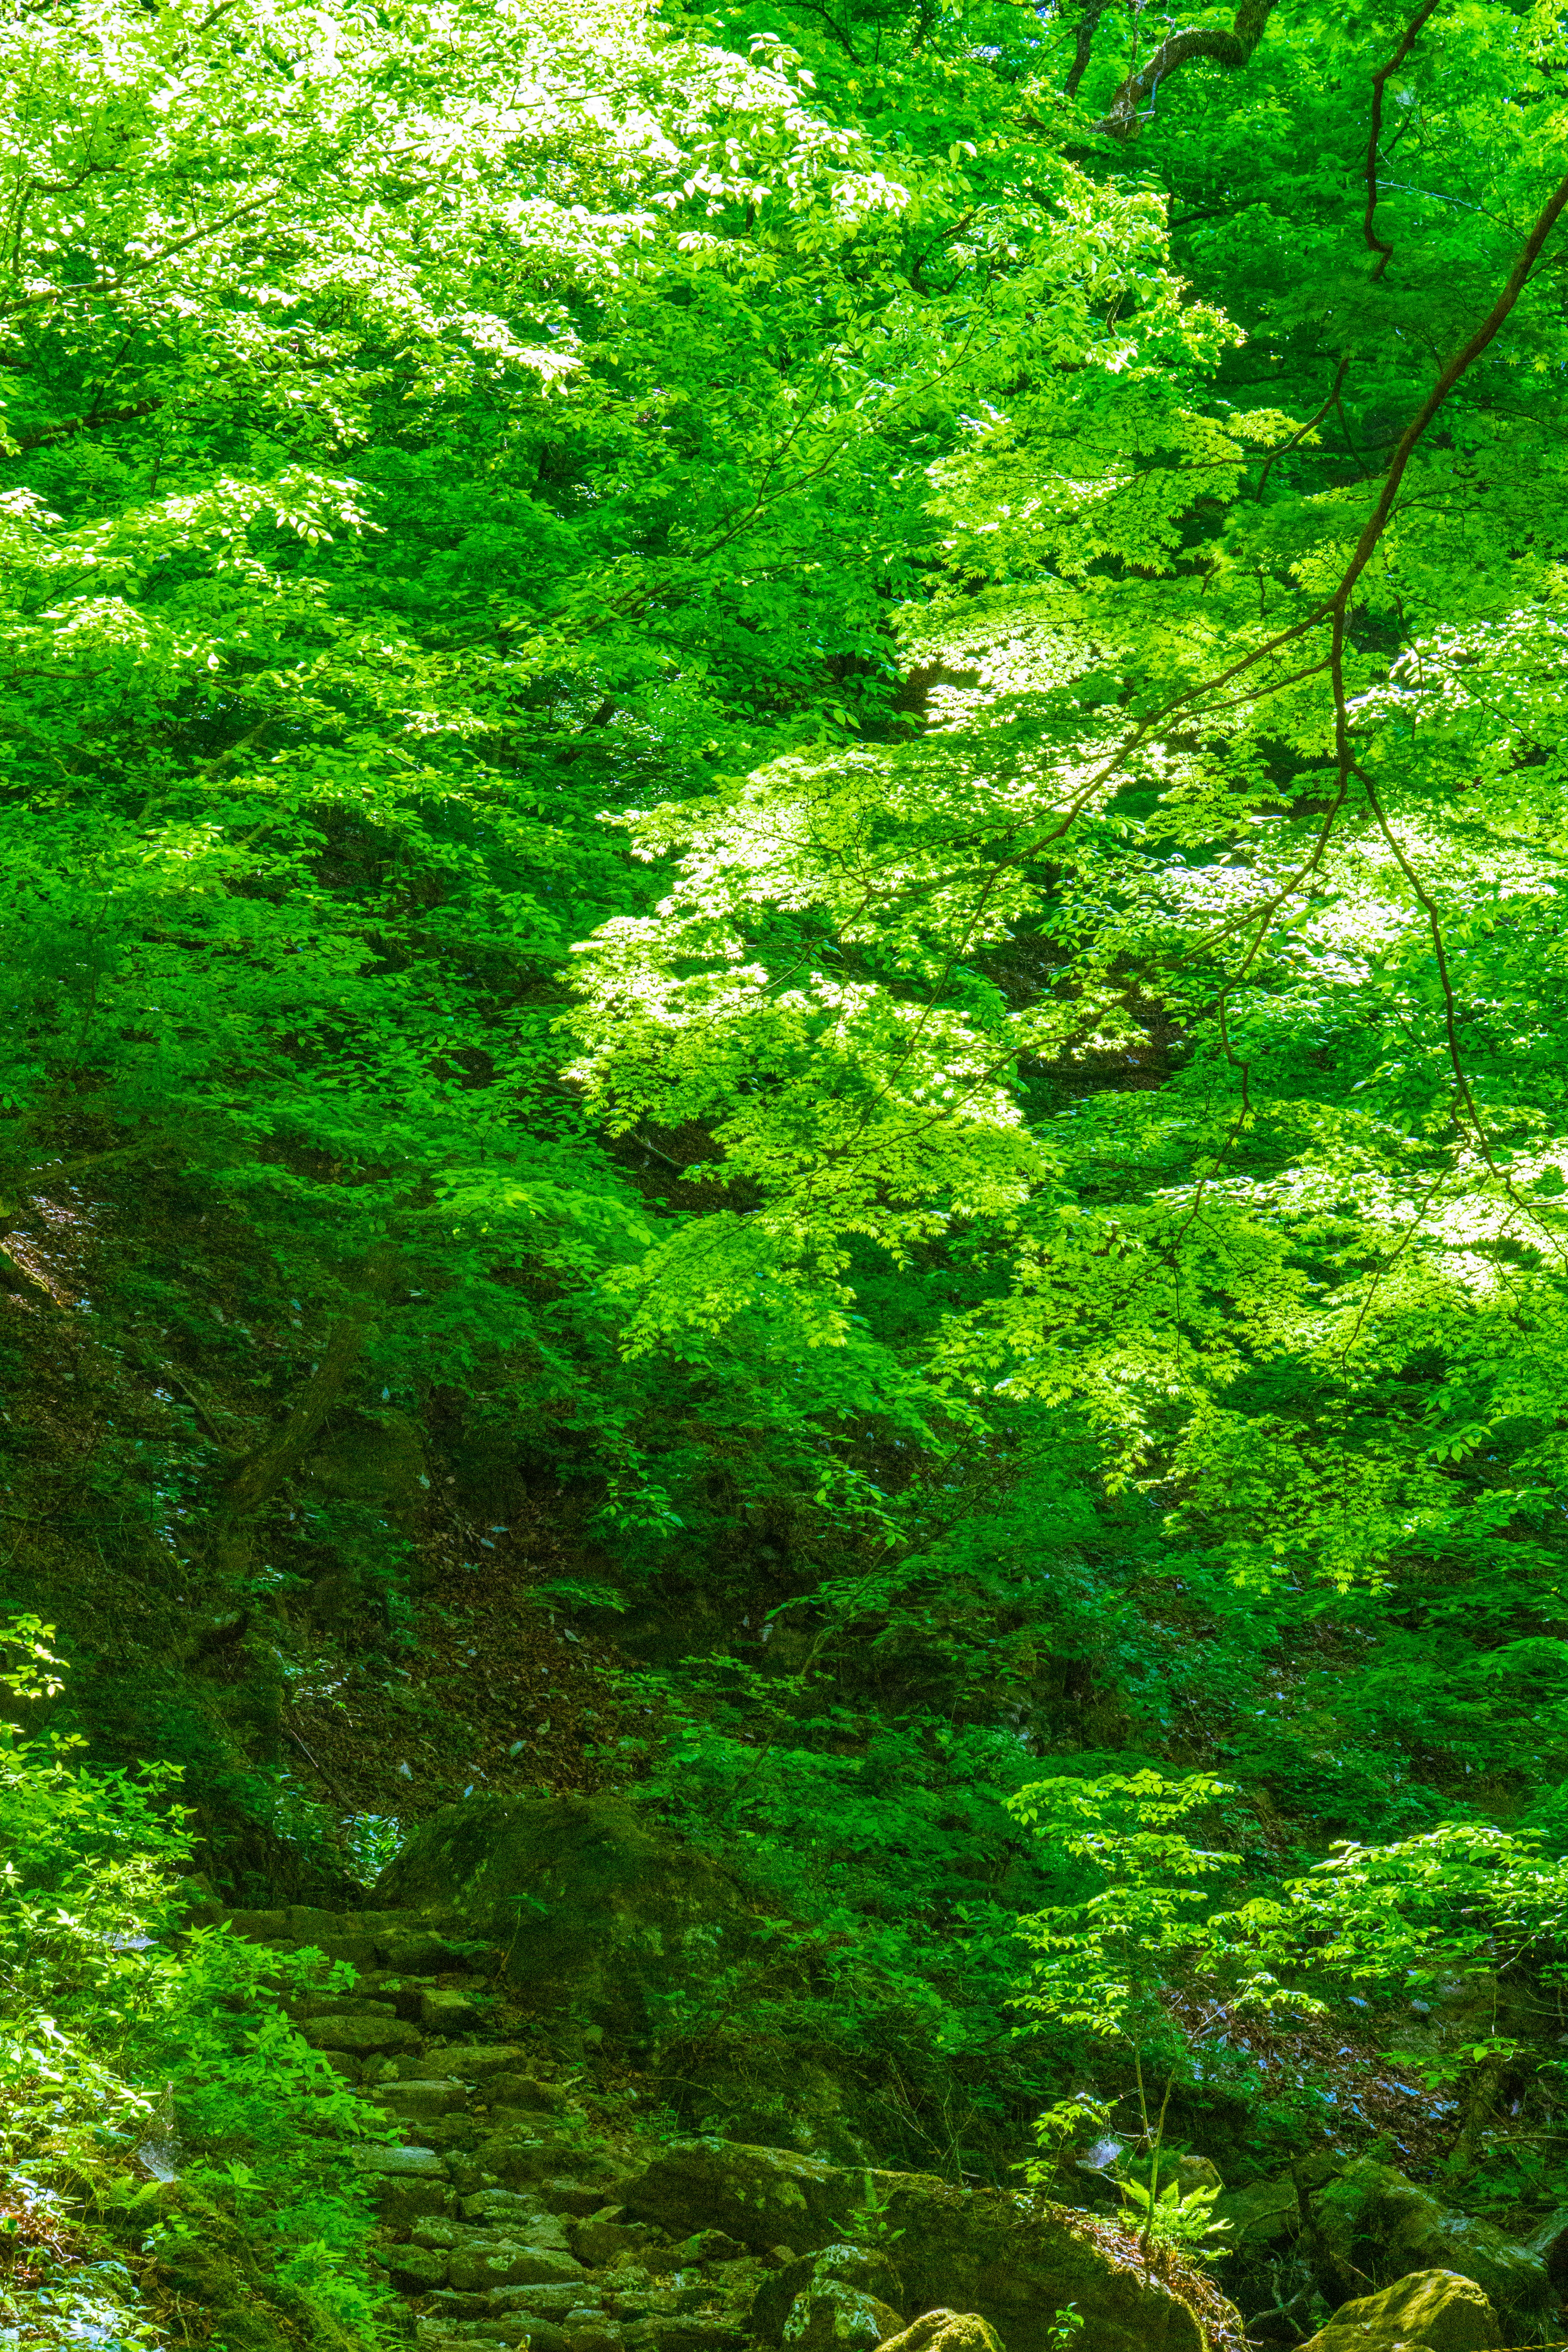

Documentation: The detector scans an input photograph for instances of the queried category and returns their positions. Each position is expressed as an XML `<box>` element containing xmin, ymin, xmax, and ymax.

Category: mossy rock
<box><xmin>755</xmin><ymin>2243</ymin><xmax>906</xmax><ymax>2340</ymax></box>
<box><xmin>1301</xmin><ymin>2267</ymin><xmax>1503</xmax><ymax>2352</ymax></box>
<box><xmin>305</xmin><ymin>1410</ymin><xmax>427</xmax><ymax>1519</ymax></box>
<box><xmin>376</xmin><ymin>1792</ymin><xmax>744</xmax><ymax>2037</ymax></box>
<box><xmin>1312</xmin><ymin>2161</ymin><xmax>1548</xmax><ymax>2331</ymax></box>
<box><xmin>878</xmin><ymin>2317</ymin><xmax>1003</xmax><ymax>2352</ymax></box>
<box><xmin>622</xmin><ymin>2140</ymin><xmax>1227</xmax><ymax>2352</ymax></box>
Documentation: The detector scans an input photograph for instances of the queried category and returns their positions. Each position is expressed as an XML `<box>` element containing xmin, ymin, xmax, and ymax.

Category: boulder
<box><xmin>380</xmin><ymin>1927</ymin><xmax>485</xmax><ymax>1973</ymax></box>
<box><xmin>876</xmin><ymin>2317</ymin><xmax>1003</xmax><ymax>2352</ymax></box>
<box><xmin>627</xmin><ymin>2323</ymin><xmax>747</xmax><ymax>2352</ymax></box>
<box><xmin>376</xmin><ymin>1793</ymin><xmax>744</xmax><ymax>2037</ymax></box>
<box><xmin>374</xmin><ymin>2082</ymin><xmax>471</xmax><ymax>2123</ymax></box>
<box><xmin>1213</xmin><ymin>2171</ymin><xmax>1304</xmax><ymax>2258</ymax></box>
<box><xmin>423</xmin><ymin>1988</ymin><xmax>481</xmax><ymax>2035</ymax></box>
<box><xmin>372</xmin><ymin>2180</ymin><xmax>456</xmax><ymax>2230</ymax></box>
<box><xmin>625</xmin><ymin>2141</ymin><xmax>846</xmax><ymax>2250</ymax></box>
<box><xmin>575</xmin><ymin>2210</ymin><xmax>668</xmax><ymax>2267</ymax></box>
<box><xmin>621</xmin><ymin>2141</ymin><xmax>1224</xmax><ymax>2352</ymax></box>
<box><xmin>358</xmin><ymin>2145</ymin><xmax>449</xmax><ymax>2180</ymax></box>
<box><xmin>1526</xmin><ymin>2204</ymin><xmax>1568</xmax><ymax>2298</ymax></box>
<box><xmin>754</xmin><ymin>2243</ymin><xmax>905</xmax><ymax>2340</ymax></box>
<box><xmin>445</xmin><ymin>2241</ymin><xmax>587</xmax><ymax>2293</ymax></box>
<box><xmin>1300</xmin><ymin>2269</ymin><xmax>1503</xmax><ymax>2352</ymax></box>
<box><xmin>1312</xmin><ymin>2162</ymin><xmax>1549</xmax><ymax>2330</ymax></box>
<box><xmin>461</xmin><ymin>2194</ymin><xmax>566</xmax><ymax>2234</ymax></box>
<box><xmin>426</xmin><ymin>2045</ymin><xmax>535</xmax><ymax>2082</ymax></box>
<box><xmin>390</xmin><ymin>2245</ymin><xmax>450</xmax><ymax>2292</ymax></box>
<box><xmin>783</xmin><ymin>2283</ymin><xmax>904</xmax><ymax>2352</ymax></box>
<box><xmin>476</xmin><ymin>2129</ymin><xmax>618</xmax><ymax>2191</ymax></box>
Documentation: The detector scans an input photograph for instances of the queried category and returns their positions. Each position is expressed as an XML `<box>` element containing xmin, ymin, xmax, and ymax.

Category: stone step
<box><xmin>220</xmin><ymin>1906</ymin><xmax>501</xmax><ymax>1974</ymax></box>
<box><xmin>292</xmin><ymin>1965</ymin><xmax>759</xmax><ymax>2352</ymax></box>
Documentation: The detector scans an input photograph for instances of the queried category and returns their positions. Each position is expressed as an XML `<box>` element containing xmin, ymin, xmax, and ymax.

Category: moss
<box><xmin>378</xmin><ymin>1793</ymin><xmax>742</xmax><ymax>2038</ymax></box>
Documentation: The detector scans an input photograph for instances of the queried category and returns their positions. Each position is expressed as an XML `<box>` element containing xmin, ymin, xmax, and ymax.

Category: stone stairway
<box><xmin>219</xmin><ymin>1901</ymin><xmax>1241</xmax><ymax>2352</ymax></box>
<box><xmin>223</xmin><ymin>1904</ymin><xmax>768</xmax><ymax>2352</ymax></box>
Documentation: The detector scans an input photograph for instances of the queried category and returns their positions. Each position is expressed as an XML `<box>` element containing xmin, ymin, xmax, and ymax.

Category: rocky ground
<box><xmin>207</xmin><ymin>1898</ymin><xmax>1241</xmax><ymax>2352</ymax></box>
<box><xmin>142</xmin><ymin>1795</ymin><xmax>1568</xmax><ymax>2352</ymax></box>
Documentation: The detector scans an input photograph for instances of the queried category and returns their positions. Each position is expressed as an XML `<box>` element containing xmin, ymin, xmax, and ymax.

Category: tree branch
<box><xmin>1065</xmin><ymin>0</ymin><xmax>1107</xmax><ymax>100</ymax></box>
<box><xmin>1094</xmin><ymin>0</ymin><xmax>1281</xmax><ymax>137</ymax></box>
<box><xmin>1363</xmin><ymin>1</ymin><xmax>1446</xmax><ymax>280</ymax></box>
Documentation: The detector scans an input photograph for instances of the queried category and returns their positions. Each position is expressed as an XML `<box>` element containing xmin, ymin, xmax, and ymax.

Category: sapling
<box><xmin>1008</xmin><ymin>1770</ymin><xmax>1293</xmax><ymax>2147</ymax></box>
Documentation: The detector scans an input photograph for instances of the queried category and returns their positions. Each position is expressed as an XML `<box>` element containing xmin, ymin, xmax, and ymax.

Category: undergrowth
<box><xmin>0</xmin><ymin>1617</ymin><xmax>394</xmax><ymax>2351</ymax></box>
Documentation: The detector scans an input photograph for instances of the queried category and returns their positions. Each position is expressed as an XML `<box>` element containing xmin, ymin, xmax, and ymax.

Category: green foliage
<box><xmin>1227</xmin><ymin>1818</ymin><xmax>1568</xmax><ymax>2005</ymax></box>
<box><xmin>0</xmin><ymin>1619</ymin><xmax>391</xmax><ymax>2348</ymax></box>
<box><xmin>1114</xmin><ymin>2177</ymin><xmax>1231</xmax><ymax>2267</ymax></box>
<box><xmin>11</xmin><ymin>0</ymin><xmax>1568</xmax><ymax>2252</ymax></box>
<box><xmin>1008</xmin><ymin>1770</ymin><xmax>1284</xmax><ymax>2056</ymax></box>
<box><xmin>1018</xmin><ymin>2091</ymin><xmax>1116</xmax><ymax>2201</ymax></box>
<box><xmin>844</xmin><ymin>2170</ymin><xmax>904</xmax><ymax>2249</ymax></box>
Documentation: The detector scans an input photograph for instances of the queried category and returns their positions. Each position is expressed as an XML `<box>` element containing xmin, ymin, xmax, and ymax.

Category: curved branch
<box><xmin>1094</xmin><ymin>0</ymin><xmax>1281</xmax><ymax>138</ymax></box>
<box><xmin>1364</xmin><ymin>1</ymin><xmax>1446</xmax><ymax>279</ymax></box>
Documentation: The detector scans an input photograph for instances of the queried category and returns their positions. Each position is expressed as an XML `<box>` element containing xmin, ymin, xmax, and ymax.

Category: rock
<box><xmin>375</xmin><ymin>2180</ymin><xmax>458</xmax><ymax>2229</ymax></box>
<box><xmin>152</xmin><ymin>2232</ymin><xmax>279</xmax><ymax>2350</ymax></box>
<box><xmin>876</xmin><ymin>2317</ymin><xmax>1002</xmax><ymax>2352</ymax></box>
<box><xmin>225</xmin><ymin>1908</ymin><xmax>291</xmax><ymax>1942</ymax></box>
<box><xmin>622</xmin><ymin>2143</ymin><xmax>1218</xmax><ymax>2352</ymax></box>
<box><xmin>489</xmin><ymin>2286</ymin><xmax>597</xmax><ymax>2315</ymax></box>
<box><xmin>427</xmin><ymin>2045</ymin><xmax>536</xmax><ymax>2082</ymax></box>
<box><xmin>462</xmin><ymin>2195</ymin><xmax>569</xmax><ymax>2241</ymax></box>
<box><xmin>376</xmin><ymin>2082</ymin><xmax>473</xmax><ymax>2121</ymax></box>
<box><xmin>391</xmin><ymin>2246</ymin><xmax>452</xmax><ymax>2291</ymax></box>
<box><xmin>576</xmin><ymin>2212</ymin><xmax>668</xmax><ymax>2267</ymax></box>
<box><xmin>1300</xmin><ymin>2268</ymin><xmax>1503</xmax><ymax>2351</ymax></box>
<box><xmin>1213</xmin><ymin>2171</ymin><xmax>1306</xmax><ymax>2255</ymax></box>
<box><xmin>376</xmin><ymin>1793</ymin><xmax>745</xmax><ymax>2036</ymax></box>
<box><xmin>419</xmin><ymin>2322</ymin><xmax>533</xmax><ymax>2348</ymax></box>
<box><xmin>360</xmin><ymin>2145</ymin><xmax>451</xmax><ymax>2180</ymax></box>
<box><xmin>624</xmin><ymin>2321</ymin><xmax>747</xmax><ymax>2352</ymax></box>
<box><xmin>1312</xmin><ymin>2162</ymin><xmax>1549</xmax><ymax>2330</ymax></box>
<box><xmin>672</xmin><ymin>2231</ymin><xmax>749</xmax><ymax>2267</ymax></box>
<box><xmin>382</xmin><ymin>1928</ymin><xmax>481</xmax><ymax>1973</ymax></box>
<box><xmin>424</xmin><ymin>1989</ymin><xmax>482</xmax><ymax>2035</ymax></box>
<box><xmin>782</xmin><ymin>2282</ymin><xmax>904</xmax><ymax>2352</ymax></box>
<box><xmin>754</xmin><ymin>2243</ymin><xmax>905</xmax><ymax>2340</ymax></box>
<box><xmin>488</xmin><ymin>2072</ymin><xmax>572</xmax><ymax>2111</ymax></box>
<box><xmin>413</xmin><ymin>2222</ymin><xmax>467</xmax><ymax>2250</ymax></box>
<box><xmin>294</xmin><ymin>1991</ymin><xmax>401</xmax><ymax>2019</ymax></box>
<box><xmin>1524</xmin><ymin>2204</ymin><xmax>1568</xmax><ymax>2296</ymax></box>
<box><xmin>299</xmin><ymin>2012</ymin><xmax>422</xmax><ymax>2057</ymax></box>
<box><xmin>623</xmin><ymin>2142</ymin><xmax>846</xmax><ymax>2250</ymax></box>
<box><xmin>479</xmin><ymin>2134</ymin><xmax>617</xmax><ymax>2191</ymax></box>
<box><xmin>447</xmin><ymin>2243</ymin><xmax>588</xmax><ymax>2293</ymax></box>
<box><xmin>550</xmin><ymin>2181</ymin><xmax>622</xmax><ymax>2217</ymax></box>
<box><xmin>1174</xmin><ymin>2157</ymin><xmax>1222</xmax><ymax>2196</ymax></box>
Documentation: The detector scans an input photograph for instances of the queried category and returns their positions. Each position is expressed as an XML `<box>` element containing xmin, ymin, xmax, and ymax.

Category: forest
<box><xmin>3</xmin><ymin>0</ymin><xmax>1568</xmax><ymax>2346</ymax></box>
